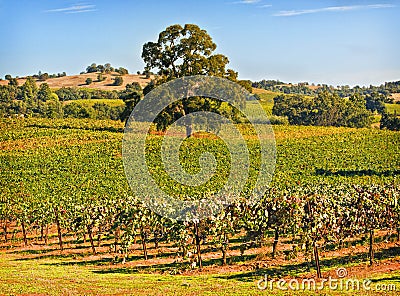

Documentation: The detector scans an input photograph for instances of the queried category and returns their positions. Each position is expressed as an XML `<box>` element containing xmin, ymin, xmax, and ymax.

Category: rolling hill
<box><xmin>0</xmin><ymin>72</ymin><xmax>152</xmax><ymax>90</ymax></box>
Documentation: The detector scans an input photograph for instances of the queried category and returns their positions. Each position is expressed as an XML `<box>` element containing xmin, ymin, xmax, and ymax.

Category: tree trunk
<box><xmin>154</xmin><ymin>230</ymin><xmax>161</xmax><ymax>250</ymax></box>
<box><xmin>185</xmin><ymin>124</ymin><xmax>193</xmax><ymax>138</ymax></box>
<box><xmin>40</xmin><ymin>223</ymin><xmax>44</xmax><ymax>241</ymax></box>
<box><xmin>222</xmin><ymin>248</ymin><xmax>227</xmax><ymax>266</ymax></box>
<box><xmin>3</xmin><ymin>220</ymin><xmax>8</xmax><ymax>242</ymax></box>
<box><xmin>313</xmin><ymin>241</ymin><xmax>321</xmax><ymax>279</ymax></box>
<box><xmin>272</xmin><ymin>227</ymin><xmax>279</xmax><ymax>258</ymax></box>
<box><xmin>221</xmin><ymin>232</ymin><xmax>228</xmax><ymax>266</ymax></box>
<box><xmin>140</xmin><ymin>228</ymin><xmax>148</xmax><ymax>260</ymax></box>
<box><xmin>181</xmin><ymin>244</ymin><xmax>187</xmax><ymax>258</ymax></box>
<box><xmin>369</xmin><ymin>229</ymin><xmax>374</xmax><ymax>266</ymax></box>
<box><xmin>21</xmin><ymin>220</ymin><xmax>27</xmax><ymax>246</ymax></box>
<box><xmin>88</xmin><ymin>225</ymin><xmax>96</xmax><ymax>254</ymax></box>
<box><xmin>35</xmin><ymin>225</ymin><xmax>39</xmax><ymax>243</ymax></box>
<box><xmin>259</xmin><ymin>228</ymin><xmax>265</xmax><ymax>247</ymax></box>
<box><xmin>97</xmin><ymin>226</ymin><xmax>101</xmax><ymax>248</ymax></box>
<box><xmin>154</xmin><ymin>230</ymin><xmax>160</xmax><ymax>250</ymax></box>
<box><xmin>194</xmin><ymin>222</ymin><xmax>202</xmax><ymax>268</ymax></box>
<box><xmin>54</xmin><ymin>210</ymin><xmax>63</xmax><ymax>251</ymax></box>
<box><xmin>122</xmin><ymin>248</ymin><xmax>128</xmax><ymax>264</ymax></box>
<box><xmin>339</xmin><ymin>239</ymin><xmax>344</xmax><ymax>249</ymax></box>
<box><xmin>44</xmin><ymin>224</ymin><xmax>48</xmax><ymax>245</ymax></box>
<box><xmin>114</xmin><ymin>228</ymin><xmax>119</xmax><ymax>253</ymax></box>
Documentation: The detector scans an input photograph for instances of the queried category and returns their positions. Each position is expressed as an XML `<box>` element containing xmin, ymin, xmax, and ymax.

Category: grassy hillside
<box><xmin>251</xmin><ymin>88</ymin><xmax>278</xmax><ymax>115</ymax></box>
<box><xmin>390</xmin><ymin>93</ymin><xmax>400</xmax><ymax>102</ymax></box>
<box><xmin>0</xmin><ymin>72</ymin><xmax>152</xmax><ymax>90</ymax></box>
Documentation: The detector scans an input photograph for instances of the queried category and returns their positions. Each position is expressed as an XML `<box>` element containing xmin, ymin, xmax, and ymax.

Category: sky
<box><xmin>0</xmin><ymin>0</ymin><xmax>399</xmax><ymax>86</ymax></box>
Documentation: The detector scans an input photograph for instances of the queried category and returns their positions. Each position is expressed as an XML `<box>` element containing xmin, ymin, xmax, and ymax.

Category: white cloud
<box><xmin>274</xmin><ymin>3</ymin><xmax>395</xmax><ymax>17</ymax></box>
<box><xmin>45</xmin><ymin>4</ymin><xmax>96</xmax><ymax>14</ymax></box>
<box><xmin>65</xmin><ymin>9</ymin><xmax>97</xmax><ymax>14</ymax></box>
<box><xmin>234</xmin><ymin>0</ymin><xmax>261</xmax><ymax>4</ymax></box>
<box><xmin>260</xmin><ymin>4</ymin><xmax>272</xmax><ymax>8</ymax></box>
<box><xmin>367</xmin><ymin>3</ymin><xmax>395</xmax><ymax>9</ymax></box>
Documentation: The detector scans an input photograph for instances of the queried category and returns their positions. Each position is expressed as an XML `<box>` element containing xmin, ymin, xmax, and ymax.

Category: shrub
<box><xmin>8</xmin><ymin>78</ymin><xmax>18</xmax><ymax>86</ymax></box>
<box><xmin>97</xmin><ymin>73</ymin><xmax>106</xmax><ymax>82</ymax></box>
<box><xmin>113</xmin><ymin>76</ymin><xmax>123</xmax><ymax>86</ymax></box>
<box><xmin>63</xmin><ymin>102</ymin><xmax>93</xmax><ymax>118</ymax></box>
<box><xmin>39</xmin><ymin>73</ymin><xmax>49</xmax><ymax>81</ymax></box>
<box><xmin>380</xmin><ymin>112</ymin><xmax>400</xmax><ymax>131</ymax></box>
<box><xmin>116</xmin><ymin>67</ymin><xmax>129</xmax><ymax>75</ymax></box>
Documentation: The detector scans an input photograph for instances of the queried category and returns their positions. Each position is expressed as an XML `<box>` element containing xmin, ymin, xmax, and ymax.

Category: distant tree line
<box><xmin>253</xmin><ymin>79</ymin><xmax>400</xmax><ymax>101</ymax></box>
<box><xmin>0</xmin><ymin>77</ymin><xmax>143</xmax><ymax>121</ymax></box>
<box><xmin>55</xmin><ymin>87</ymin><xmax>121</xmax><ymax>101</ymax></box>
<box><xmin>257</xmin><ymin>78</ymin><xmax>400</xmax><ymax>131</ymax></box>
<box><xmin>5</xmin><ymin>72</ymin><xmax>67</xmax><ymax>83</ymax></box>
<box><xmin>2</xmin><ymin>71</ymin><xmax>398</xmax><ymax>130</ymax></box>
<box><xmin>273</xmin><ymin>92</ymin><xmax>373</xmax><ymax>128</ymax></box>
<box><xmin>0</xmin><ymin>77</ymin><xmax>62</xmax><ymax>118</ymax></box>
<box><xmin>384</xmin><ymin>81</ymin><xmax>400</xmax><ymax>93</ymax></box>
<box><xmin>273</xmin><ymin>92</ymin><xmax>399</xmax><ymax>130</ymax></box>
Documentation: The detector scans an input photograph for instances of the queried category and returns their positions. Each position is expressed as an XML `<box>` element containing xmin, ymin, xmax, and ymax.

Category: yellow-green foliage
<box><xmin>385</xmin><ymin>103</ymin><xmax>400</xmax><ymax>115</ymax></box>
<box><xmin>64</xmin><ymin>99</ymin><xmax>125</xmax><ymax>108</ymax></box>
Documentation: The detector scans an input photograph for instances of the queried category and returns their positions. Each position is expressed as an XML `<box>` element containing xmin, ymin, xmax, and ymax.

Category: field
<box><xmin>386</xmin><ymin>103</ymin><xmax>400</xmax><ymax>115</ymax></box>
<box><xmin>0</xmin><ymin>118</ymin><xmax>399</xmax><ymax>295</ymax></box>
<box><xmin>64</xmin><ymin>99</ymin><xmax>125</xmax><ymax>108</ymax></box>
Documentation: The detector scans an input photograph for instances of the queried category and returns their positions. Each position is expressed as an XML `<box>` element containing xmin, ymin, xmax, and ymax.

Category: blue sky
<box><xmin>0</xmin><ymin>0</ymin><xmax>399</xmax><ymax>86</ymax></box>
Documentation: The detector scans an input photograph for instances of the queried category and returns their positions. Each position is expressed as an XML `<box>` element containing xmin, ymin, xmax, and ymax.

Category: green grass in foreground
<box><xmin>0</xmin><ymin>252</ymin><xmax>254</xmax><ymax>296</ymax></box>
<box><xmin>0</xmin><ymin>251</ymin><xmax>398</xmax><ymax>295</ymax></box>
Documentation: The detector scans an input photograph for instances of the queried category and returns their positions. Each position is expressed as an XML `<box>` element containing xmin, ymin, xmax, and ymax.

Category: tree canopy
<box><xmin>142</xmin><ymin>24</ymin><xmax>237</xmax><ymax>80</ymax></box>
<box><xmin>273</xmin><ymin>92</ymin><xmax>373</xmax><ymax>128</ymax></box>
<box><xmin>140</xmin><ymin>24</ymin><xmax>243</xmax><ymax>136</ymax></box>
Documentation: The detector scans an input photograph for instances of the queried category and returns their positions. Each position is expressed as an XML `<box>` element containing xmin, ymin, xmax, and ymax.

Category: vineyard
<box><xmin>0</xmin><ymin>118</ymin><xmax>399</xmax><ymax>295</ymax></box>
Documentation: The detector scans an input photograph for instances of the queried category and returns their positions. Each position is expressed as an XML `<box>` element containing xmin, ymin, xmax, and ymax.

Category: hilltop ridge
<box><xmin>0</xmin><ymin>72</ymin><xmax>152</xmax><ymax>90</ymax></box>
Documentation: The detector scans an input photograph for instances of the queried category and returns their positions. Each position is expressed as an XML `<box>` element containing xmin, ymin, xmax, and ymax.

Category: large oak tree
<box><xmin>141</xmin><ymin>24</ymin><xmax>243</xmax><ymax>136</ymax></box>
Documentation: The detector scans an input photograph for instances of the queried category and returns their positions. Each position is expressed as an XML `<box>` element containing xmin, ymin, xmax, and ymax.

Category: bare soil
<box><xmin>2</xmin><ymin>225</ymin><xmax>399</xmax><ymax>281</ymax></box>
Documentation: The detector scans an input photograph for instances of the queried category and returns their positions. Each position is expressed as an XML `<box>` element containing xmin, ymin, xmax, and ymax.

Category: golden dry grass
<box><xmin>390</xmin><ymin>93</ymin><xmax>400</xmax><ymax>102</ymax></box>
<box><xmin>252</xmin><ymin>88</ymin><xmax>276</xmax><ymax>95</ymax></box>
<box><xmin>0</xmin><ymin>72</ymin><xmax>152</xmax><ymax>90</ymax></box>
